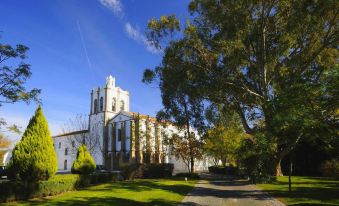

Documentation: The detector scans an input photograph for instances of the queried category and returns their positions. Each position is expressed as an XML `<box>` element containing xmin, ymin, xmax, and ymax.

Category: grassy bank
<box><xmin>258</xmin><ymin>176</ymin><xmax>339</xmax><ymax>206</ymax></box>
<box><xmin>5</xmin><ymin>178</ymin><xmax>196</xmax><ymax>206</ymax></box>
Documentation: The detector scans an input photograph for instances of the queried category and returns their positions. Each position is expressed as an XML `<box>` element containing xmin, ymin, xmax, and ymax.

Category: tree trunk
<box><xmin>275</xmin><ymin>158</ymin><xmax>284</xmax><ymax>176</ymax></box>
<box><xmin>190</xmin><ymin>156</ymin><xmax>194</xmax><ymax>173</ymax></box>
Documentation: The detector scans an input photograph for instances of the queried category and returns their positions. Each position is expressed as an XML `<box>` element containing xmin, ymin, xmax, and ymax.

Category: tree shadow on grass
<box><xmin>24</xmin><ymin>196</ymin><xmax>178</xmax><ymax>206</ymax></box>
<box><xmin>93</xmin><ymin>179</ymin><xmax>195</xmax><ymax>196</ymax></box>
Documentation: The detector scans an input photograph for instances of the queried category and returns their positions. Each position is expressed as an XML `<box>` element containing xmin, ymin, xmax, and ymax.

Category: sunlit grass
<box><xmin>5</xmin><ymin>178</ymin><xmax>196</xmax><ymax>206</ymax></box>
<box><xmin>258</xmin><ymin>176</ymin><xmax>339</xmax><ymax>206</ymax></box>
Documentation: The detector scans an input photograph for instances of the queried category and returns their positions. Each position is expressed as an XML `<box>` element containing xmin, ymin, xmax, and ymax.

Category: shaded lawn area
<box><xmin>258</xmin><ymin>176</ymin><xmax>339</xmax><ymax>206</ymax></box>
<box><xmin>5</xmin><ymin>178</ymin><xmax>197</xmax><ymax>206</ymax></box>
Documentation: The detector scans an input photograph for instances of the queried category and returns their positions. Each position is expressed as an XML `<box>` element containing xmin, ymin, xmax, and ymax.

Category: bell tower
<box><xmin>88</xmin><ymin>75</ymin><xmax>130</xmax><ymax>165</ymax></box>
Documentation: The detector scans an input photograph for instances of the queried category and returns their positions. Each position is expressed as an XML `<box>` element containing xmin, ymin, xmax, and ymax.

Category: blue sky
<box><xmin>0</xmin><ymin>0</ymin><xmax>190</xmax><ymax>142</ymax></box>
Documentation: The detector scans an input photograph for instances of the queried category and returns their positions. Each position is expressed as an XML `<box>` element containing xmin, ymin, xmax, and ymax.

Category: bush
<box><xmin>7</xmin><ymin>106</ymin><xmax>57</xmax><ymax>181</ymax></box>
<box><xmin>0</xmin><ymin>173</ymin><xmax>119</xmax><ymax>202</ymax></box>
<box><xmin>71</xmin><ymin>145</ymin><xmax>96</xmax><ymax>175</ymax></box>
<box><xmin>208</xmin><ymin>165</ymin><xmax>237</xmax><ymax>175</ymax></box>
<box><xmin>121</xmin><ymin>163</ymin><xmax>174</xmax><ymax>180</ymax></box>
<box><xmin>320</xmin><ymin>159</ymin><xmax>339</xmax><ymax>178</ymax></box>
<box><xmin>175</xmin><ymin>172</ymin><xmax>200</xmax><ymax>179</ymax></box>
<box><xmin>0</xmin><ymin>174</ymin><xmax>80</xmax><ymax>202</ymax></box>
<box><xmin>145</xmin><ymin>164</ymin><xmax>174</xmax><ymax>178</ymax></box>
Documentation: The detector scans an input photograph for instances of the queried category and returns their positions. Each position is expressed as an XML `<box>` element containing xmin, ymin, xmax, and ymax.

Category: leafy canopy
<box><xmin>144</xmin><ymin>0</ymin><xmax>339</xmax><ymax>175</ymax></box>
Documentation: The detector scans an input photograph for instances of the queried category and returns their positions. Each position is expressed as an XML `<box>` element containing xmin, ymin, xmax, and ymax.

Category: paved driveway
<box><xmin>180</xmin><ymin>174</ymin><xmax>284</xmax><ymax>206</ymax></box>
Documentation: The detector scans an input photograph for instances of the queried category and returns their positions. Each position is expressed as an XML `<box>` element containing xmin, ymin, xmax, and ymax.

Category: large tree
<box><xmin>7</xmin><ymin>106</ymin><xmax>57</xmax><ymax>181</ymax></box>
<box><xmin>144</xmin><ymin>0</ymin><xmax>339</xmax><ymax>175</ymax></box>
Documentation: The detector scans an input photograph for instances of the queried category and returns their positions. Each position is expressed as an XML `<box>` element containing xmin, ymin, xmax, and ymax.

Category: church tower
<box><xmin>88</xmin><ymin>75</ymin><xmax>130</xmax><ymax>165</ymax></box>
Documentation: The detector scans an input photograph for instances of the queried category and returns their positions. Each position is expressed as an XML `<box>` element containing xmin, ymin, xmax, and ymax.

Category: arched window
<box><xmin>112</xmin><ymin>98</ymin><xmax>116</xmax><ymax>112</ymax></box>
<box><xmin>120</xmin><ymin>100</ymin><xmax>125</xmax><ymax>111</ymax></box>
<box><xmin>65</xmin><ymin>148</ymin><xmax>68</xmax><ymax>155</ymax></box>
<box><xmin>72</xmin><ymin>141</ymin><xmax>75</xmax><ymax>148</ymax></box>
<box><xmin>94</xmin><ymin>99</ymin><xmax>98</xmax><ymax>113</ymax></box>
<box><xmin>100</xmin><ymin>97</ymin><xmax>104</xmax><ymax>111</ymax></box>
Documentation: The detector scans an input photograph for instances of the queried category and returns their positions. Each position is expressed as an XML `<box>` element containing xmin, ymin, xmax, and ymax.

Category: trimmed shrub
<box><xmin>71</xmin><ymin>145</ymin><xmax>95</xmax><ymax>175</ymax></box>
<box><xmin>145</xmin><ymin>164</ymin><xmax>174</xmax><ymax>178</ymax></box>
<box><xmin>0</xmin><ymin>173</ymin><xmax>119</xmax><ymax>202</ymax></box>
<box><xmin>7</xmin><ymin>106</ymin><xmax>57</xmax><ymax>181</ymax></box>
<box><xmin>208</xmin><ymin>165</ymin><xmax>237</xmax><ymax>175</ymax></box>
<box><xmin>0</xmin><ymin>174</ymin><xmax>80</xmax><ymax>202</ymax></box>
<box><xmin>175</xmin><ymin>172</ymin><xmax>200</xmax><ymax>179</ymax></box>
<box><xmin>121</xmin><ymin>163</ymin><xmax>174</xmax><ymax>180</ymax></box>
<box><xmin>320</xmin><ymin>159</ymin><xmax>339</xmax><ymax>178</ymax></box>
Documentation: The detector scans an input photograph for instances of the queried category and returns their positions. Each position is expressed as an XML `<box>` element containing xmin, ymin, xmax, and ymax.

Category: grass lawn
<box><xmin>5</xmin><ymin>178</ymin><xmax>197</xmax><ymax>206</ymax></box>
<box><xmin>258</xmin><ymin>176</ymin><xmax>339</xmax><ymax>206</ymax></box>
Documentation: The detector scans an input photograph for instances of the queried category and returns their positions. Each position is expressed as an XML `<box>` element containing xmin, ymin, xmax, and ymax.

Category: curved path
<box><xmin>180</xmin><ymin>173</ymin><xmax>285</xmax><ymax>206</ymax></box>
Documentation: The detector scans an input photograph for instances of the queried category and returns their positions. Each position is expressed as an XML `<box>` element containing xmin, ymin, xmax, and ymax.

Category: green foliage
<box><xmin>208</xmin><ymin>165</ymin><xmax>237</xmax><ymax>176</ymax></box>
<box><xmin>0</xmin><ymin>174</ymin><xmax>80</xmax><ymax>202</ymax></box>
<box><xmin>237</xmin><ymin>133</ymin><xmax>276</xmax><ymax>181</ymax></box>
<box><xmin>175</xmin><ymin>172</ymin><xmax>200</xmax><ymax>179</ymax></box>
<box><xmin>7</xmin><ymin>106</ymin><xmax>57</xmax><ymax>181</ymax></box>
<box><xmin>71</xmin><ymin>145</ymin><xmax>96</xmax><ymax>175</ymax></box>
<box><xmin>0</xmin><ymin>173</ymin><xmax>119</xmax><ymax>202</ymax></box>
<box><xmin>205</xmin><ymin>107</ymin><xmax>247</xmax><ymax>166</ymax></box>
<box><xmin>144</xmin><ymin>0</ymin><xmax>339</xmax><ymax>176</ymax></box>
<box><xmin>0</xmin><ymin>43</ymin><xmax>40</xmax><ymax>106</ymax></box>
<box><xmin>320</xmin><ymin>159</ymin><xmax>339</xmax><ymax>178</ymax></box>
<box><xmin>121</xmin><ymin>163</ymin><xmax>174</xmax><ymax>180</ymax></box>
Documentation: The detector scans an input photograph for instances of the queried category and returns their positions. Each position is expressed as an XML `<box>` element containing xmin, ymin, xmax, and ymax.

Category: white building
<box><xmin>53</xmin><ymin>76</ymin><xmax>212</xmax><ymax>173</ymax></box>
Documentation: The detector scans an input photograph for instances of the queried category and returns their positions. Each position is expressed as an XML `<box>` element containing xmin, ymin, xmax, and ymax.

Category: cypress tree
<box><xmin>8</xmin><ymin>106</ymin><xmax>57</xmax><ymax>181</ymax></box>
<box><xmin>71</xmin><ymin>145</ymin><xmax>95</xmax><ymax>174</ymax></box>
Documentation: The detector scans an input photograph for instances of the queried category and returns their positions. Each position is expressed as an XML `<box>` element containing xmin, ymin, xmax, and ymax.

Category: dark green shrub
<box><xmin>0</xmin><ymin>173</ymin><xmax>119</xmax><ymax>202</ymax></box>
<box><xmin>145</xmin><ymin>163</ymin><xmax>174</xmax><ymax>178</ymax></box>
<box><xmin>90</xmin><ymin>173</ymin><xmax>118</xmax><ymax>184</ymax></box>
<box><xmin>71</xmin><ymin>145</ymin><xmax>95</xmax><ymax>175</ymax></box>
<box><xmin>7</xmin><ymin>106</ymin><xmax>57</xmax><ymax>181</ymax></box>
<box><xmin>0</xmin><ymin>174</ymin><xmax>80</xmax><ymax>202</ymax></box>
<box><xmin>320</xmin><ymin>159</ymin><xmax>339</xmax><ymax>178</ymax></box>
<box><xmin>121</xmin><ymin>163</ymin><xmax>174</xmax><ymax>180</ymax></box>
<box><xmin>208</xmin><ymin>165</ymin><xmax>237</xmax><ymax>175</ymax></box>
<box><xmin>120</xmin><ymin>163</ymin><xmax>145</xmax><ymax>180</ymax></box>
<box><xmin>175</xmin><ymin>172</ymin><xmax>200</xmax><ymax>179</ymax></box>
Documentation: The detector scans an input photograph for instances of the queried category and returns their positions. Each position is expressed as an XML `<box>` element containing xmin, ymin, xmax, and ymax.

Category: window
<box><xmin>65</xmin><ymin>148</ymin><xmax>68</xmax><ymax>156</ymax></box>
<box><xmin>94</xmin><ymin>99</ymin><xmax>98</xmax><ymax>113</ymax></box>
<box><xmin>72</xmin><ymin>141</ymin><xmax>75</xmax><ymax>148</ymax></box>
<box><xmin>120</xmin><ymin>100</ymin><xmax>125</xmax><ymax>111</ymax></box>
<box><xmin>64</xmin><ymin>160</ymin><xmax>67</xmax><ymax>170</ymax></box>
<box><xmin>112</xmin><ymin>98</ymin><xmax>116</xmax><ymax>112</ymax></box>
<box><xmin>118</xmin><ymin>128</ymin><xmax>122</xmax><ymax>141</ymax></box>
<box><xmin>58</xmin><ymin>142</ymin><xmax>61</xmax><ymax>149</ymax></box>
<box><xmin>100</xmin><ymin>97</ymin><xmax>104</xmax><ymax>111</ymax></box>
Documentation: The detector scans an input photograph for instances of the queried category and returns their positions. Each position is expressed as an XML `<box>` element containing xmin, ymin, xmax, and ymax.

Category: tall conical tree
<box><xmin>8</xmin><ymin>106</ymin><xmax>57</xmax><ymax>181</ymax></box>
<box><xmin>71</xmin><ymin>145</ymin><xmax>95</xmax><ymax>174</ymax></box>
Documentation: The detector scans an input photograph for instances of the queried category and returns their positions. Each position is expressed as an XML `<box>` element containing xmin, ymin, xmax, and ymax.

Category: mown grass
<box><xmin>258</xmin><ymin>176</ymin><xmax>339</xmax><ymax>206</ymax></box>
<box><xmin>4</xmin><ymin>178</ymin><xmax>196</xmax><ymax>206</ymax></box>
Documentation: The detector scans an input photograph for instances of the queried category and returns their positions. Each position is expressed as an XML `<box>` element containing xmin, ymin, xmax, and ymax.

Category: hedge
<box><xmin>208</xmin><ymin>165</ymin><xmax>237</xmax><ymax>175</ymax></box>
<box><xmin>0</xmin><ymin>173</ymin><xmax>118</xmax><ymax>203</ymax></box>
<box><xmin>175</xmin><ymin>172</ymin><xmax>200</xmax><ymax>179</ymax></box>
<box><xmin>121</xmin><ymin>163</ymin><xmax>174</xmax><ymax>180</ymax></box>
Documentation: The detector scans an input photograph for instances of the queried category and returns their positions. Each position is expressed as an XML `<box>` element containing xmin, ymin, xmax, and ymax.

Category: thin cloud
<box><xmin>125</xmin><ymin>22</ymin><xmax>161</xmax><ymax>54</ymax></box>
<box><xmin>99</xmin><ymin>0</ymin><xmax>124</xmax><ymax>17</ymax></box>
<box><xmin>76</xmin><ymin>21</ymin><xmax>93</xmax><ymax>71</ymax></box>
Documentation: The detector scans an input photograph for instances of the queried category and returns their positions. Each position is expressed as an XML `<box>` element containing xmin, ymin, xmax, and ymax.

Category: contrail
<box><xmin>76</xmin><ymin>20</ymin><xmax>92</xmax><ymax>71</ymax></box>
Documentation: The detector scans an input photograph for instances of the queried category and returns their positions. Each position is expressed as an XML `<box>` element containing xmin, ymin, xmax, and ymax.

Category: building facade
<box><xmin>53</xmin><ymin>76</ymin><xmax>212</xmax><ymax>172</ymax></box>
